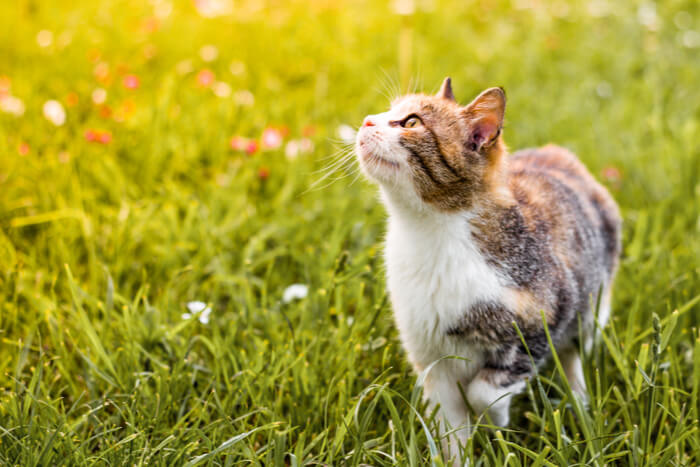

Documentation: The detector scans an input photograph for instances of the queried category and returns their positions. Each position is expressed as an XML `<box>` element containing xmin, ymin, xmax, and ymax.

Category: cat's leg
<box><xmin>596</xmin><ymin>286</ymin><xmax>613</xmax><ymax>329</ymax></box>
<box><xmin>561</xmin><ymin>348</ymin><xmax>588</xmax><ymax>400</ymax></box>
<box><xmin>465</xmin><ymin>369</ymin><xmax>526</xmax><ymax>427</ymax></box>
<box><xmin>423</xmin><ymin>369</ymin><xmax>471</xmax><ymax>464</ymax></box>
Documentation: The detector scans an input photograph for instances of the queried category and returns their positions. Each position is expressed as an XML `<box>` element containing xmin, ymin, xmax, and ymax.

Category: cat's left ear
<box><xmin>461</xmin><ymin>87</ymin><xmax>506</xmax><ymax>152</ymax></box>
<box><xmin>436</xmin><ymin>77</ymin><xmax>456</xmax><ymax>101</ymax></box>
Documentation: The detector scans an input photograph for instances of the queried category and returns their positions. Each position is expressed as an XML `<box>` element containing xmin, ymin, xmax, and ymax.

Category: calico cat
<box><xmin>355</xmin><ymin>78</ymin><xmax>621</xmax><ymax>461</ymax></box>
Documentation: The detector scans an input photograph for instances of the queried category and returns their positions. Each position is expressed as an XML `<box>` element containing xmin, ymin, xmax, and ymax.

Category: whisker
<box><xmin>379</xmin><ymin>67</ymin><xmax>401</xmax><ymax>103</ymax></box>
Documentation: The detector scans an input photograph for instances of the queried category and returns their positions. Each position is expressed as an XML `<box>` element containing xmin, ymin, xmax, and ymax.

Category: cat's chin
<box><xmin>356</xmin><ymin>147</ymin><xmax>400</xmax><ymax>181</ymax></box>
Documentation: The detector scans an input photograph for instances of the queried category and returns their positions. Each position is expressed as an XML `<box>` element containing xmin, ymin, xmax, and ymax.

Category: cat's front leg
<box><xmin>423</xmin><ymin>367</ymin><xmax>472</xmax><ymax>463</ymax></box>
<box><xmin>465</xmin><ymin>368</ymin><xmax>528</xmax><ymax>427</ymax></box>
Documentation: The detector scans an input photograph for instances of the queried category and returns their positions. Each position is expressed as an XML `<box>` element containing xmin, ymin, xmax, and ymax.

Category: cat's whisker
<box><xmin>305</xmin><ymin>144</ymin><xmax>361</xmax><ymax>193</ymax></box>
<box><xmin>315</xmin><ymin>160</ymin><xmax>356</xmax><ymax>182</ymax></box>
<box><xmin>379</xmin><ymin>67</ymin><xmax>401</xmax><ymax>103</ymax></box>
<box><xmin>313</xmin><ymin>147</ymin><xmax>355</xmax><ymax>172</ymax></box>
<box><xmin>304</xmin><ymin>155</ymin><xmax>362</xmax><ymax>194</ymax></box>
<box><xmin>317</xmin><ymin>142</ymin><xmax>354</xmax><ymax>160</ymax></box>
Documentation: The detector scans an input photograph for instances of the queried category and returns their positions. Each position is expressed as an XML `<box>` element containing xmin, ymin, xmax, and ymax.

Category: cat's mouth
<box><xmin>357</xmin><ymin>140</ymin><xmax>400</xmax><ymax>172</ymax></box>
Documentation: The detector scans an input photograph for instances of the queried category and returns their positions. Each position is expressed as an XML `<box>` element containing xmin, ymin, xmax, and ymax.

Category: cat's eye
<box><xmin>402</xmin><ymin>116</ymin><xmax>422</xmax><ymax>128</ymax></box>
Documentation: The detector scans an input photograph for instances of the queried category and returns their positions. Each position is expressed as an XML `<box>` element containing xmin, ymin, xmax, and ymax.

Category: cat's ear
<box><xmin>436</xmin><ymin>77</ymin><xmax>456</xmax><ymax>101</ymax></box>
<box><xmin>462</xmin><ymin>87</ymin><xmax>506</xmax><ymax>152</ymax></box>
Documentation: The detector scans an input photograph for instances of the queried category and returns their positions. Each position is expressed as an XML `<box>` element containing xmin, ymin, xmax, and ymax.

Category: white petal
<box><xmin>283</xmin><ymin>284</ymin><xmax>309</xmax><ymax>303</ymax></box>
<box><xmin>91</xmin><ymin>88</ymin><xmax>107</xmax><ymax>104</ymax></box>
<box><xmin>0</xmin><ymin>95</ymin><xmax>25</xmax><ymax>116</ymax></box>
<box><xmin>337</xmin><ymin>124</ymin><xmax>356</xmax><ymax>144</ymax></box>
<box><xmin>198</xmin><ymin>307</ymin><xmax>212</xmax><ymax>324</ymax></box>
<box><xmin>43</xmin><ymin>100</ymin><xmax>66</xmax><ymax>126</ymax></box>
<box><xmin>213</xmin><ymin>81</ymin><xmax>231</xmax><ymax>98</ymax></box>
<box><xmin>285</xmin><ymin>140</ymin><xmax>300</xmax><ymax>159</ymax></box>
<box><xmin>187</xmin><ymin>301</ymin><xmax>207</xmax><ymax>313</ymax></box>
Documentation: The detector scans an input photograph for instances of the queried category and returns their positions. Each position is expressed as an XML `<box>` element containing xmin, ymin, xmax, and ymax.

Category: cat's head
<box><xmin>356</xmin><ymin>78</ymin><xmax>508</xmax><ymax>212</ymax></box>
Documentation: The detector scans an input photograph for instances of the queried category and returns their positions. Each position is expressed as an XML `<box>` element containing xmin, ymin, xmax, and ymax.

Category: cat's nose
<box><xmin>363</xmin><ymin>118</ymin><xmax>375</xmax><ymax>127</ymax></box>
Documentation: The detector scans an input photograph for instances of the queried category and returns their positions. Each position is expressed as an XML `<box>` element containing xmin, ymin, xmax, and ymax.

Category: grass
<box><xmin>0</xmin><ymin>0</ymin><xmax>699</xmax><ymax>465</ymax></box>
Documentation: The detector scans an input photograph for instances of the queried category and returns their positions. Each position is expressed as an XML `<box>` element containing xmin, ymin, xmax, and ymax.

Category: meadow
<box><xmin>1</xmin><ymin>0</ymin><xmax>699</xmax><ymax>465</ymax></box>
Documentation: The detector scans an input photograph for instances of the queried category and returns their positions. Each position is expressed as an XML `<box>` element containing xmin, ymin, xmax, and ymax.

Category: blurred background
<box><xmin>0</xmin><ymin>0</ymin><xmax>699</xmax><ymax>464</ymax></box>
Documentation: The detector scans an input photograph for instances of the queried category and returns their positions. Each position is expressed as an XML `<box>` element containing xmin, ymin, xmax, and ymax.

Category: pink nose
<box><xmin>363</xmin><ymin>118</ymin><xmax>375</xmax><ymax>127</ymax></box>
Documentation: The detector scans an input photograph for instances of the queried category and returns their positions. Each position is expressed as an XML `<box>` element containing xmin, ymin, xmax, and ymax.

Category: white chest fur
<box><xmin>382</xmin><ymin>197</ymin><xmax>507</xmax><ymax>377</ymax></box>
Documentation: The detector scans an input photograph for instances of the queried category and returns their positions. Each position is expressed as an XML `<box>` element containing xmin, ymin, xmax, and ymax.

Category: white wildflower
<box><xmin>285</xmin><ymin>140</ymin><xmax>300</xmax><ymax>159</ymax></box>
<box><xmin>0</xmin><ymin>95</ymin><xmax>25</xmax><ymax>116</ymax></box>
<box><xmin>43</xmin><ymin>100</ymin><xmax>66</xmax><ymax>126</ymax></box>
<box><xmin>213</xmin><ymin>81</ymin><xmax>232</xmax><ymax>98</ymax></box>
<box><xmin>337</xmin><ymin>124</ymin><xmax>356</xmax><ymax>144</ymax></box>
<box><xmin>194</xmin><ymin>0</ymin><xmax>233</xmax><ymax>18</ymax></box>
<box><xmin>185</xmin><ymin>300</ymin><xmax>213</xmax><ymax>324</ymax></box>
<box><xmin>91</xmin><ymin>88</ymin><xmax>107</xmax><ymax>104</ymax></box>
<box><xmin>285</xmin><ymin>138</ymin><xmax>314</xmax><ymax>159</ymax></box>
<box><xmin>283</xmin><ymin>284</ymin><xmax>308</xmax><ymax>303</ymax></box>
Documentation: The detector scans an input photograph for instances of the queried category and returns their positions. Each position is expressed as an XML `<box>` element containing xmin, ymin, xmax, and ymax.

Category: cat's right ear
<box><xmin>461</xmin><ymin>87</ymin><xmax>506</xmax><ymax>153</ymax></box>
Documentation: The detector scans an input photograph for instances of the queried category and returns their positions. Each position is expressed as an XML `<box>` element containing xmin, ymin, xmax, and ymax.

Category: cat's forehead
<box><xmin>390</xmin><ymin>94</ymin><xmax>456</xmax><ymax>119</ymax></box>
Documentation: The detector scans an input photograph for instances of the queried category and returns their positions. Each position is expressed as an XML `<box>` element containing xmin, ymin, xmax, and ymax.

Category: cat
<box><xmin>355</xmin><ymin>78</ymin><xmax>621</xmax><ymax>462</ymax></box>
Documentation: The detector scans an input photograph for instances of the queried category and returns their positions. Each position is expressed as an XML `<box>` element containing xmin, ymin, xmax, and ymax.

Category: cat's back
<box><xmin>507</xmin><ymin>144</ymin><xmax>621</xmax><ymax>272</ymax></box>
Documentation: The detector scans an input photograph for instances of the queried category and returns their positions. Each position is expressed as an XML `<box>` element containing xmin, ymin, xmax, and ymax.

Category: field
<box><xmin>1</xmin><ymin>0</ymin><xmax>699</xmax><ymax>465</ymax></box>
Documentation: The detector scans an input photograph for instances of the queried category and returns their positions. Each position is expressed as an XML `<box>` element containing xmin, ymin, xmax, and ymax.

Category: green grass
<box><xmin>1</xmin><ymin>0</ymin><xmax>699</xmax><ymax>465</ymax></box>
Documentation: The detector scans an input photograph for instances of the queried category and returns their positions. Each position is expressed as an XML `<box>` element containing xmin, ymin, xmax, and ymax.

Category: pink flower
<box><xmin>230</xmin><ymin>136</ymin><xmax>247</xmax><ymax>151</ymax></box>
<box><xmin>246</xmin><ymin>140</ymin><xmax>259</xmax><ymax>155</ymax></box>
<box><xmin>285</xmin><ymin>138</ymin><xmax>315</xmax><ymax>159</ymax></box>
<box><xmin>299</xmin><ymin>137</ymin><xmax>314</xmax><ymax>153</ymax></box>
<box><xmin>261</xmin><ymin>127</ymin><xmax>283</xmax><ymax>149</ymax></box>
<box><xmin>85</xmin><ymin>129</ymin><xmax>112</xmax><ymax>144</ymax></box>
<box><xmin>601</xmin><ymin>166</ymin><xmax>622</xmax><ymax>189</ymax></box>
<box><xmin>98</xmin><ymin>131</ymin><xmax>112</xmax><ymax>144</ymax></box>
<box><xmin>123</xmin><ymin>74</ymin><xmax>140</xmax><ymax>90</ymax></box>
<box><xmin>601</xmin><ymin>166</ymin><xmax>621</xmax><ymax>182</ymax></box>
<box><xmin>196</xmin><ymin>69</ymin><xmax>215</xmax><ymax>87</ymax></box>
